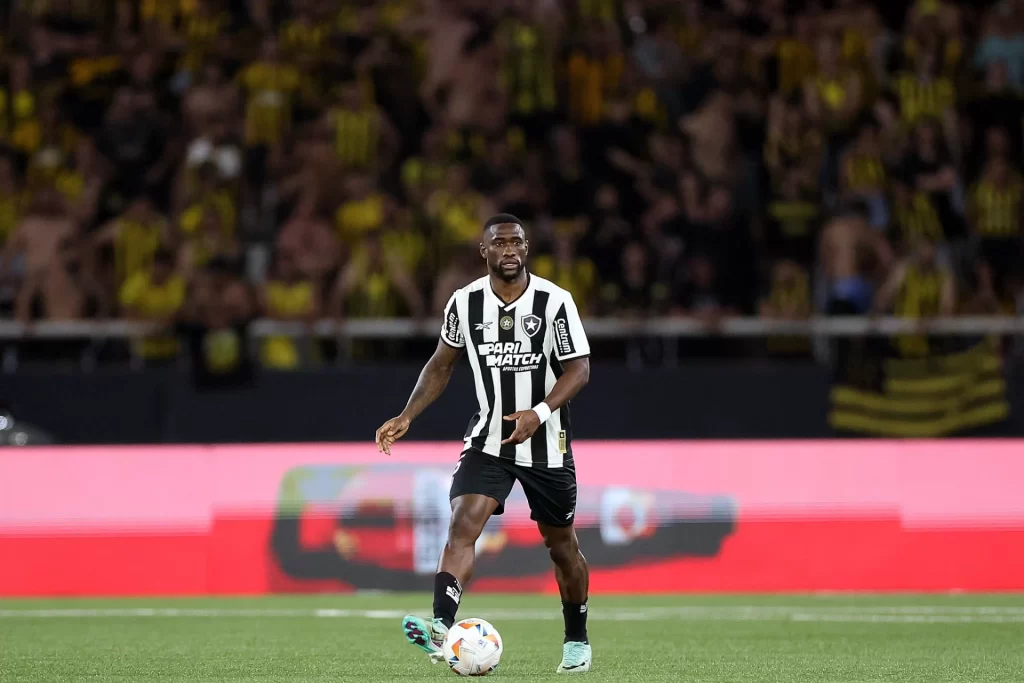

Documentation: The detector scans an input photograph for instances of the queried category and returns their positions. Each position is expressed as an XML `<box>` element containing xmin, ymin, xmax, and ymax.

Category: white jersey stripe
<box><xmin>513</xmin><ymin>288</ymin><xmax>536</xmax><ymax>466</ymax></box>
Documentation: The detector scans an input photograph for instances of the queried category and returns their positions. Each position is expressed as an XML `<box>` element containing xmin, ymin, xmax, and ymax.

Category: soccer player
<box><xmin>375</xmin><ymin>214</ymin><xmax>593</xmax><ymax>674</ymax></box>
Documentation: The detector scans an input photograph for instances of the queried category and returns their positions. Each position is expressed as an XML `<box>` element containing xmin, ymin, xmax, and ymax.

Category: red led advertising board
<box><xmin>1</xmin><ymin>441</ymin><xmax>1022</xmax><ymax>596</ymax></box>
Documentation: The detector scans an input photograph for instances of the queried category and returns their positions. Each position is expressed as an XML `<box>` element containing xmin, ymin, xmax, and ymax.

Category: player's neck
<box><xmin>489</xmin><ymin>271</ymin><xmax>529</xmax><ymax>305</ymax></box>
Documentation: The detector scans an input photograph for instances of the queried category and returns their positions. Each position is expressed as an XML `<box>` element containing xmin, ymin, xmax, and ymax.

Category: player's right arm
<box><xmin>375</xmin><ymin>293</ymin><xmax>465</xmax><ymax>454</ymax></box>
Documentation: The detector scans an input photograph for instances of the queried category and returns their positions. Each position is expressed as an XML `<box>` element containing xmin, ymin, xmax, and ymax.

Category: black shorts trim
<box><xmin>449</xmin><ymin>448</ymin><xmax>577</xmax><ymax>527</ymax></box>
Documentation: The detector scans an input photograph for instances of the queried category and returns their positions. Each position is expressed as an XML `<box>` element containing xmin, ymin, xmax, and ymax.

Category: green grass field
<box><xmin>1</xmin><ymin>593</ymin><xmax>1023</xmax><ymax>682</ymax></box>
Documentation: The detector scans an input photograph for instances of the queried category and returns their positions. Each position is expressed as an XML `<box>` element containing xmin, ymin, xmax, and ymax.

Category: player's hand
<box><xmin>375</xmin><ymin>415</ymin><xmax>411</xmax><ymax>455</ymax></box>
<box><xmin>501</xmin><ymin>410</ymin><xmax>541</xmax><ymax>446</ymax></box>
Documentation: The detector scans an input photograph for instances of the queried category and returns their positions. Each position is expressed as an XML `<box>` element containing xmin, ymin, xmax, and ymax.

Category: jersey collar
<box><xmin>488</xmin><ymin>272</ymin><xmax>532</xmax><ymax>310</ymax></box>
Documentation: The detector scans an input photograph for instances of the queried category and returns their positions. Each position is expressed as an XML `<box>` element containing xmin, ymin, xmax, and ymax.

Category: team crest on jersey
<box><xmin>521</xmin><ymin>314</ymin><xmax>542</xmax><ymax>337</ymax></box>
<box><xmin>499</xmin><ymin>315</ymin><xmax>514</xmax><ymax>331</ymax></box>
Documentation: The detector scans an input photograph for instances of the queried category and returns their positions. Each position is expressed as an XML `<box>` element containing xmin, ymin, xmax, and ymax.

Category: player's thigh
<box><xmin>449</xmin><ymin>449</ymin><xmax>516</xmax><ymax>523</ymax></box>
<box><xmin>514</xmin><ymin>462</ymin><xmax>578</xmax><ymax>529</ymax></box>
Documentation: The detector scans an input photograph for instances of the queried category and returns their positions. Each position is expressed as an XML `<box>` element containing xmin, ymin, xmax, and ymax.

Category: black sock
<box><xmin>432</xmin><ymin>572</ymin><xmax>462</xmax><ymax>629</ymax></box>
<box><xmin>562</xmin><ymin>601</ymin><xmax>589</xmax><ymax>643</ymax></box>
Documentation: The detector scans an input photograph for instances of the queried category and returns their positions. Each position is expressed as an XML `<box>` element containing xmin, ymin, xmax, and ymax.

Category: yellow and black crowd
<box><xmin>0</xmin><ymin>0</ymin><xmax>1021</xmax><ymax>369</ymax></box>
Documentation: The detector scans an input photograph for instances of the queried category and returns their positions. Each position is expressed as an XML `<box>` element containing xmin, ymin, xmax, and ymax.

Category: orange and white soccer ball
<box><xmin>442</xmin><ymin>618</ymin><xmax>503</xmax><ymax>676</ymax></box>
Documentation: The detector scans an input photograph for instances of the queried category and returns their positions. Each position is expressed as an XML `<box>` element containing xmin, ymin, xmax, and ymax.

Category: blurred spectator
<box><xmin>2</xmin><ymin>189</ymin><xmax>77</xmax><ymax>282</ymax></box>
<box><xmin>765</xmin><ymin>167</ymin><xmax>822</xmax><ymax>268</ymax></box>
<box><xmin>891</xmin><ymin>42</ymin><xmax>956</xmax><ymax>135</ymax></box>
<box><xmin>239</xmin><ymin>35</ymin><xmax>302</xmax><ymax>188</ymax></box>
<box><xmin>968</xmin><ymin>139</ymin><xmax>1023</xmax><ymax>295</ymax></box>
<box><xmin>259</xmin><ymin>248</ymin><xmax>321</xmax><ymax>370</ymax></box>
<box><xmin>874</xmin><ymin>237</ymin><xmax>956</xmax><ymax>356</ymax></box>
<box><xmin>820</xmin><ymin>202</ymin><xmax>890</xmax><ymax>316</ymax></box>
<box><xmin>177</xmin><ymin>162</ymin><xmax>238</xmax><ymax>247</ymax></box>
<box><xmin>427</xmin><ymin>163</ymin><xmax>494</xmax><ymax>254</ymax></box>
<box><xmin>962</xmin><ymin>258</ymin><xmax>1016</xmax><ymax>315</ymax></box>
<box><xmin>671</xmin><ymin>253</ymin><xmax>738</xmax><ymax>326</ymax></box>
<box><xmin>433</xmin><ymin>243</ymin><xmax>483</xmax><ymax>315</ymax></box>
<box><xmin>336</xmin><ymin>172</ymin><xmax>390</xmax><ymax>247</ymax></box>
<box><xmin>375</xmin><ymin>207</ymin><xmax>428</xmax><ymax>288</ymax></box>
<box><xmin>276</xmin><ymin>188</ymin><xmax>340</xmax><ymax>283</ymax></box>
<box><xmin>964</xmin><ymin>61</ymin><xmax>1022</xmax><ymax>179</ymax></box>
<box><xmin>180</xmin><ymin>119</ymin><xmax>243</xmax><ymax>205</ymax></box>
<box><xmin>15</xmin><ymin>235</ymin><xmax>104</xmax><ymax>323</ymax></box>
<box><xmin>898</xmin><ymin>119</ymin><xmax>964</xmax><ymax>247</ymax></box>
<box><xmin>183</xmin><ymin>61</ymin><xmax>240</xmax><ymax>138</ymax></box>
<box><xmin>760</xmin><ymin>256</ymin><xmax>813</xmax><ymax>356</ymax></box>
<box><xmin>320</xmin><ymin>78</ymin><xmax>400</xmax><ymax>173</ymax></box>
<box><xmin>533</xmin><ymin>230</ymin><xmax>598</xmax><ymax>316</ymax></box>
<box><xmin>601</xmin><ymin>241</ymin><xmax>669</xmax><ymax>317</ymax></box>
<box><xmin>974</xmin><ymin>2</ymin><xmax>1024</xmax><ymax>89</ymax></box>
<box><xmin>547</xmin><ymin>126</ymin><xmax>592</xmax><ymax>232</ymax></box>
<box><xmin>802</xmin><ymin>33</ymin><xmax>863</xmax><ymax>146</ymax></box>
<box><xmin>0</xmin><ymin>156</ymin><xmax>22</xmax><ymax>250</ymax></box>
<box><xmin>95</xmin><ymin>87</ymin><xmax>166</xmax><ymax>202</ymax></box>
<box><xmin>179</xmin><ymin>258</ymin><xmax>254</xmax><ymax>389</ymax></box>
<box><xmin>178</xmin><ymin>204</ymin><xmax>241</xmax><ymax>277</ymax></box>
<box><xmin>94</xmin><ymin>195</ymin><xmax>171</xmax><ymax>292</ymax></box>
<box><xmin>839</xmin><ymin>117</ymin><xmax>887</xmax><ymax>229</ymax></box>
<box><xmin>329</xmin><ymin>232</ymin><xmax>424</xmax><ymax>319</ymax></box>
<box><xmin>401</xmin><ymin>126</ymin><xmax>450</xmax><ymax>205</ymax></box>
<box><xmin>119</xmin><ymin>248</ymin><xmax>186</xmax><ymax>366</ymax></box>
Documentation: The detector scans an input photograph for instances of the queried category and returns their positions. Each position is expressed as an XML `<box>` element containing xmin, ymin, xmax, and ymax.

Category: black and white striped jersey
<box><xmin>440</xmin><ymin>274</ymin><xmax>590</xmax><ymax>468</ymax></box>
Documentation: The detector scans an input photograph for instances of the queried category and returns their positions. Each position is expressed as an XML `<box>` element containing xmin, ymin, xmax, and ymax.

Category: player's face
<box><xmin>481</xmin><ymin>223</ymin><xmax>528</xmax><ymax>282</ymax></box>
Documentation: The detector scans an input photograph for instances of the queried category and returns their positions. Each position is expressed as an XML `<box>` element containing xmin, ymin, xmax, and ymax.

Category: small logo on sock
<box><xmin>580</xmin><ymin>604</ymin><xmax>587</xmax><ymax>613</ymax></box>
<box><xmin>446</xmin><ymin>585</ymin><xmax>461</xmax><ymax>605</ymax></box>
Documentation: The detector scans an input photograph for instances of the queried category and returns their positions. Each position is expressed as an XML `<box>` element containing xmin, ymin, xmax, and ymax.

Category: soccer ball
<box><xmin>442</xmin><ymin>618</ymin><xmax>503</xmax><ymax>676</ymax></box>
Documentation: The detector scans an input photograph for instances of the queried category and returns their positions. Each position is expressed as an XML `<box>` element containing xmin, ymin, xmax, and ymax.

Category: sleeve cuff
<box><xmin>556</xmin><ymin>351</ymin><xmax>590</xmax><ymax>362</ymax></box>
<box><xmin>440</xmin><ymin>335</ymin><xmax>465</xmax><ymax>349</ymax></box>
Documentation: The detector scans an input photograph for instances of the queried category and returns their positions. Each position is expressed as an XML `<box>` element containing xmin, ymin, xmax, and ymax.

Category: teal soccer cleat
<box><xmin>402</xmin><ymin>614</ymin><xmax>447</xmax><ymax>664</ymax></box>
<box><xmin>556</xmin><ymin>641</ymin><xmax>592</xmax><ymax>673</ymax></box>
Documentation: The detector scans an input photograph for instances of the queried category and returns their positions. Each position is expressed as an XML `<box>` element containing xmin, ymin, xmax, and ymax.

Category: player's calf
<box><xmin>541</xmin><ymin>522</ymin><xmax>592</xmax><ymax>672</ymax></box>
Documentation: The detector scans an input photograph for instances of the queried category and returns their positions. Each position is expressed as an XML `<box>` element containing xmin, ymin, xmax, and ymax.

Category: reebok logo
<box><xmin>580</xmin><ymin>605</ymin><xmax>587</xmax><ymax>613</ymax></box>
<box><xmin>474</xmin><ymin>322</ymin><xmax>492</xmax><ymax>331</ymax></box>
<box><xmin>446</xmin><ymin>585</ymin><xmax>461</xmax><ymax>605</ymax></box>
<box><xmin>565</xmin><ymin>509</ymin><xmax>575</xmax><ymax>520</ymax></box>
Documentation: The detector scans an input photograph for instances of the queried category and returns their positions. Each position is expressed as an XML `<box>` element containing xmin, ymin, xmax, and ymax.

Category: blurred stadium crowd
<box><xmin>0</xmin><ymin>0</ymin><xmax>1021</xmax><ymax>369</ymax></box>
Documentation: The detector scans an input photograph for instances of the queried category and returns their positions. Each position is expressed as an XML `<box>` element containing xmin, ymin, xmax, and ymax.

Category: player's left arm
<box><xmin>502</xmin><ymin>293</ymin><xmax>591</xmax><ymax>445</ymax></box>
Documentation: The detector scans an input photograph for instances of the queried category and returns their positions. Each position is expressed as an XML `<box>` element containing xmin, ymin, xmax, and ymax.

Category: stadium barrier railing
<box><xmin>0</xmin><ymin>316</ymin><xmax>1020</xmax><ymax>370</ymax></box>
<box><xmin>0</xmin><ymin>315</ymin><xmax>1022</xmax><ymax>340</ymax></box>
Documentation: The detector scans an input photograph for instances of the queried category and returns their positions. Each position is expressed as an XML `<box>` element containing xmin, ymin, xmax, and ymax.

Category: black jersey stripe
<box><xmin>498</xmin><ymin>305</ymin><xmax>517</xmax><ymax>458</ymax></box>
<box><xmin>467</xmin><ymin>290</ymin><xmax>494</xmax><ymax>451</ymax></box>
<box><xmin>529</xmin><ymin>290</ymin><xmax>550</xmax><ymax>466</ymax></box>
<box><xmin>549</xmin><ymin>354</ymin><xmax>573</xmax><ymax>461</ymax></box>
<box><xmin>463</xmin><ymin>410</ymin><xmax>481</xmax><ymax>440</ymax></box>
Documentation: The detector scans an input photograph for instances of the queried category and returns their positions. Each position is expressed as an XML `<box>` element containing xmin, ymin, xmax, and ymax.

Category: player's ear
<box><xmin>479</xmin><ymin>241</ymin><xmax>486</xmax><ymax>259</ymax></box>
<box><xmin>524</xmin><ymin>239</ymin><xmax>529</xmax><ymax>255</ymax></box>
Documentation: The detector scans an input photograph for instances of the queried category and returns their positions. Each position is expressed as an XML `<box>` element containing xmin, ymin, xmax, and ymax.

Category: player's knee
<box><xmin>447</xmin><ymin>511</ymin><xmax>484</xmax><ymax>547</ymax></box>
<box><xmin>544</xmin><ymin>532</ymin><xmax>579</xmax><ymax>566</ymax></box>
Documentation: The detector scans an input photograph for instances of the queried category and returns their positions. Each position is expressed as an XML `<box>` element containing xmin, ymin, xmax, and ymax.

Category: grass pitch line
<box><xmin>2</xmin><ymin>606</ymin><xmax>1024</xmax><ymax>624</ymax></box>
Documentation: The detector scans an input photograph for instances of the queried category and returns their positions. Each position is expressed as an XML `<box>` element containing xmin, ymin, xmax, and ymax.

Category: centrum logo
<box><xmin>555</xmin><ymin>318</ymin><xmax>573</xmax><ymax>355</ymax></box>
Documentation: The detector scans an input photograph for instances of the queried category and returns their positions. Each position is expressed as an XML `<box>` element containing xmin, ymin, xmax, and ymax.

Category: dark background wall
<box><xmin>2</xmin><ymin>364</ymin><xmax>1020</xmax><ymax>444</ymax></box>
